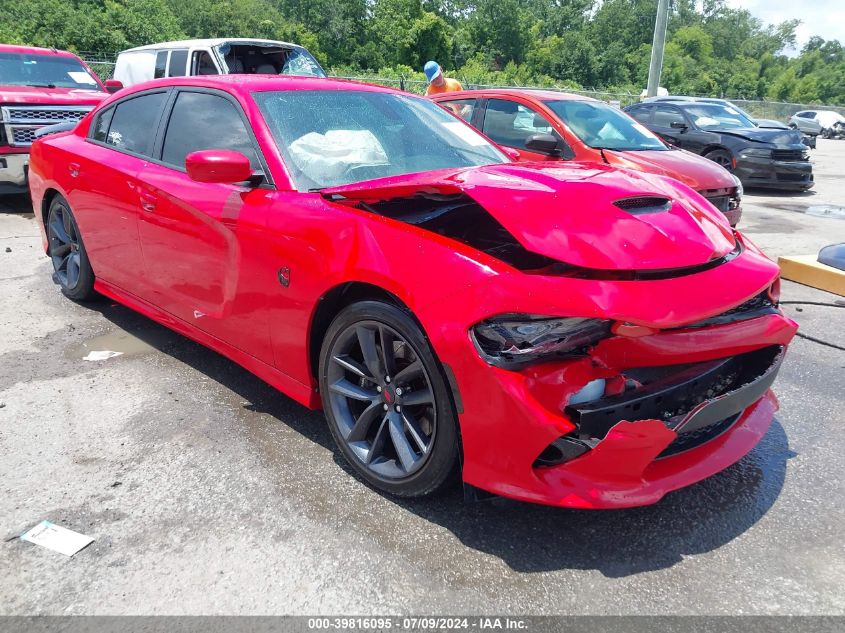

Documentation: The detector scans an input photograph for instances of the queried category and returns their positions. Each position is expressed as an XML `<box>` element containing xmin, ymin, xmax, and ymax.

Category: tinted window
<box><xmin>653</xmin><ymin>106</ymin><xmax>686</xmax><ymax>127</ymax></box>
<box><xmin>482</xmin><ymin>99</ymin><xmax>561</xmax><ymax>150</ymax></box>
<box><xmin>154</xmin><ymin>51</ymin><xmax>167</xmax><ymax>79</ymax></box>
<box><xmin>168</xmin><ymin>49</ymin><xmax>188</xmax><ymax>77</ymax></box>
<box><xmin>92</xmin><ymin>107</ymin><xmax>114</xmax><ymax>142</ymax></box>
<box><xmin>161</xmin><ymin>91</ymin><xmax>258</xmax><ymax>168</ymax></box>
<box><xmin>254</xmin><ymin>90</ymin><xmax>506</xmax><ymax>191</ymax></box>
<box><xmin>545</xmin><ymin>100</ymin><xmax>666</xmax><ymax>151</ymax></box>
<box><xmin>105</xmin><ymin>92</ymin><xmax>167</xmax><ymax>156</ymax></box>
<box><xmin>627</xmin><ymin>106</ymin><xmax>652</xmax><ymax>124</ymax></box>
<box><xmin>439</xmin><ymin>98</ymin><xmax>476</xmax><ymax>122</ymax></box>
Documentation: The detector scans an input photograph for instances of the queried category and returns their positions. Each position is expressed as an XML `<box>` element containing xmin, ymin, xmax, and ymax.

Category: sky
<box><xmin>725</xmin><ymin>0</ymin><xmax>845</xmax><ymax>54</ymax></box>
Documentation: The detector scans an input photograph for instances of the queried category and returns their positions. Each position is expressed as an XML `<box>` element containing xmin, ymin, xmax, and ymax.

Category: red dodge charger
<box><xmin>29</xmin><ymin>76</ymin><xmax>796</xmax><ymax>508</ymax></box>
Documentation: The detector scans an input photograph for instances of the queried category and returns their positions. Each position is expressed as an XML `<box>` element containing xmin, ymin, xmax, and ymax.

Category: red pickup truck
<box><xmin>1</xmin><ymin>44</ymin><xmax>109</xmax><ymax>194</ymax></box>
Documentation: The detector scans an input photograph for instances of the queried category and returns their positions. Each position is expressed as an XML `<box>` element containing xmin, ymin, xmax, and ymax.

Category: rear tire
<box><xmin>46</xmin><ymin>195</ymin><xmax>96</xmax><ymax>301</ymax></box>
<box><xmin>704</xmin><ymin>148</ymin><xmax>734</xmax><ymax>171</ymax></box>
<box><xmin>319</xmin><ymin>300</ymin><xmax>460</xmax><ymax>498</ymax></box>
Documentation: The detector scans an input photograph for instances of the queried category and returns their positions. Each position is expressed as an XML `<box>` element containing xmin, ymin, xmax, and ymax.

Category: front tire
<box><xmin>704</xmin><ymin>148</ymin><xmax>734</xmax><ymax>171</ymax></box>
<box><xmin>319</xmin><ymin>300</ymin><xmax>460</xmax><ymax>497</ymax></box>
<box><xmin>46</xmin><ymin>195</ymin><xmax>96</xmax><ymax>301</ymax></box>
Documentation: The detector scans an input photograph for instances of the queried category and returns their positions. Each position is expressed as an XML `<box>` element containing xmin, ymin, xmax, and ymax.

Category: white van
<box><xmin>109</xmin><ymin>38</ymin><xmax>326</xmax><ymax>91</ymax></box>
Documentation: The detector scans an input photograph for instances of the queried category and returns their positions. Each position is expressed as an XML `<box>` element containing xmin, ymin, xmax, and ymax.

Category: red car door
<box><xmin>480</xmin><ymin>98</ymin><xmax>566</xmax><ymax>161</ymax></box>
<box><xmin>134</xmin><ymin>89</ymin><xmax>276</xmax><ymax>364</ymax></box>
<box><xmin>69</xmin><ymin>91</ymin><xmax>169</xmax><ymax>293</ymax></box>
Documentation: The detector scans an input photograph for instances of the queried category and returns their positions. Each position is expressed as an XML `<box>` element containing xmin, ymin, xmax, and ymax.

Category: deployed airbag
<box><xmin>289</xmin><ymin>130</ymin><xmax>388</xmax><ymax>182</ymax></box>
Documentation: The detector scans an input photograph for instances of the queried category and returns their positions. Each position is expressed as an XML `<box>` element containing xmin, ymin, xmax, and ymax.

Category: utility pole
<box><xmin>646</xmin><ymin>0</ymin><xmax>670</xmax><ymax>97</ymax></box>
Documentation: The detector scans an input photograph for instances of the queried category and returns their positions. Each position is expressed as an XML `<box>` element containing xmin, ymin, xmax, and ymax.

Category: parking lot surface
<box><xmin>0</xmin><ymin>140</ymin><xmax>843</xmax><ymax>615</ymax></box>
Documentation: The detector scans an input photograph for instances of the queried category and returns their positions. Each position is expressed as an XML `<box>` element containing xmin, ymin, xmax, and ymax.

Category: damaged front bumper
<box><xmin>449</xmin><ymin>309</ymin><xmax>797</xmax><ymax>509</ymax></box>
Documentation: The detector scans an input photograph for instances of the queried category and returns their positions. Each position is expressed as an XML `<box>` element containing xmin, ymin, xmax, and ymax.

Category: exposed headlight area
<box><xmin>739</xmin><ymin>147</ymin><xmax>772</xmax><ymax>159</ymax></box>
<box><xmin>471</xmin><ymin>315</ymin><xmax>611</xmax><ymax>369</ymax></box>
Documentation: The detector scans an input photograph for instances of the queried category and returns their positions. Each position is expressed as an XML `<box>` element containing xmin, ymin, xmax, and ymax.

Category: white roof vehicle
<box><xmin>111</xmin><ymin>38</ymin><xmax>325</xmax><ymax>91</ymax></box>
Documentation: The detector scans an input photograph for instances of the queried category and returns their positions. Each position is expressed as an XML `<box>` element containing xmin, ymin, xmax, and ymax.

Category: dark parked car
<box><xmin>644</xmin><ymin>96</ymin><xmax>789</xmax><ymax>130</ymax></box>
<box><xmin>625</xmin><ymin>100</ymin><xmax>813</xmax><ymax>191</ymax></box>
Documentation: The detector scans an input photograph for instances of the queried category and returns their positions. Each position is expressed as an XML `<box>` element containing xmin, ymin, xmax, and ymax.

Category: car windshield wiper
<box><xmin>27</xmin><ymin>83</ymin><xmax>57</xmax><ymax>88</ymax></box>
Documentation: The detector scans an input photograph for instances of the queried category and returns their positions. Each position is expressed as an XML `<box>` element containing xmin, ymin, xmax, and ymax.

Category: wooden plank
<box><xmin>778</xmin><ymin>255</ymin><xmax>845</xmax><ymax>296</ymax></box>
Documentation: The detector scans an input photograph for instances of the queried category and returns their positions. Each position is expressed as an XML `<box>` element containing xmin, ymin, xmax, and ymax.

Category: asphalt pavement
<box><xmin>0</xmin><ymin>140</ymin><xmax>843</xmax><ymax>615</ymax></box>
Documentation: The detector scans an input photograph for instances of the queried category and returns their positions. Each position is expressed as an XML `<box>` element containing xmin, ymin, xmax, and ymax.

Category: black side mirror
<box><xmin>525</xmin><ymin>133</ymin><xmax>562</xmax><ymax>156</ymax></box>
<box><xmin>670</xmin><ymin>121</ymin><xmax>688</xmax><ymax>130</ymax></box>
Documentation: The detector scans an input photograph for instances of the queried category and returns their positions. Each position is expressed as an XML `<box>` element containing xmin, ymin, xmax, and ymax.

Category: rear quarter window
<box><xmin>97</xmin><ymin>92</ymin><xmax>167</xmax><ymax>156</ymax></box>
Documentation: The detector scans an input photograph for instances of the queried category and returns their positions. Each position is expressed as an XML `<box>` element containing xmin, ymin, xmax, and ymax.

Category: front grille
<box><xmin>771</xmin><ymin>149</ymin><xmax>807</xmax><ymax>162</ymax></box>
<box><xmin>565</xmin><ymin>345</ymin><xmax>784</xmax><ymax>441</ymax></box>
<box><xmin>776</xmin><ymin>173</ymin><xmax>810</xmax><ymax>182</ymax></box>
<box><xmin>1</xmin><ymin>105</ymin><xmax>93</xmax><ymax>147</ymax></box>
<box><xmin>11</xmin><ymin>127</ymin><xmax>38</xmax><ymax>145</ymax></box>
<box><xmin>705</xmin><ymin>195</ymin><xmax>730</xmax><ymax>212</ymax></box>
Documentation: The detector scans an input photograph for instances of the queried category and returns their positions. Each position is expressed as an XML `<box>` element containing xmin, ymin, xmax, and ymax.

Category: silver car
<box><xmin>789</xmin><ymin>111</ymin><xmax>824</xmax><ymax>135</ymax></box>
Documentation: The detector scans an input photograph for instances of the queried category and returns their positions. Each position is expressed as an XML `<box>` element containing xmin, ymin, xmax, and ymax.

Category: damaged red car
<box><xmin>28</xmin><ymin>77</ymin><xmax>797</xmax><ymax>508</ymax></box>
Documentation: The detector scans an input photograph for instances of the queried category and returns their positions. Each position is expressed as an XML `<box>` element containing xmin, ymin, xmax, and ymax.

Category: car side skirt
<box><xmin>94</xmin><ymin>278</ymin><xmax>320</xmax><ymax>409</ymax></box>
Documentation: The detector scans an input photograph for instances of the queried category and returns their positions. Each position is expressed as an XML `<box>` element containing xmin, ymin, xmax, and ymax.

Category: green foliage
<box><xmin>3</xmin><ymin>0</ymin><xmax>844</xmax><ymax>105</ymax></box>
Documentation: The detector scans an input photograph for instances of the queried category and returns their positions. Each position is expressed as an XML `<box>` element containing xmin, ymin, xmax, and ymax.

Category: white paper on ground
<box><xmin>83</xmin><ymin>350</ymin><xmax>123</xmax><ymax>361</ymax></box>
<box><xmin>20</xmin><ymin>520</ymin><xmax>94</xmax><ymax>556</ymax></box>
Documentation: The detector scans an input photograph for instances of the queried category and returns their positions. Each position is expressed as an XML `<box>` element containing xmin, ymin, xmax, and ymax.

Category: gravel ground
<box><xmin>0</xmin><ymin>139</ymin><xmax>843</xmax><ymax>616</ymax></box>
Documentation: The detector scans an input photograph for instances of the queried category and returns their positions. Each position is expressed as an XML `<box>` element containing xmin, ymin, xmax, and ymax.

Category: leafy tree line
<box><xmin>3</xmin><ymin>0</ymin><xmax>845</xmax><ymax>105</ymax></box>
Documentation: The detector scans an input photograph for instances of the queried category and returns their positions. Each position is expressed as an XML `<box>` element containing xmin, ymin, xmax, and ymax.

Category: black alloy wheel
<box><xmin>319</xmin><ymin>301</ymin><xmax>459</xmax><ymax>497</ymax></box>
<box><xmin>47</xmin><ymin>196</ymin><xmax>95</xmax><ymax>300</ymax></box>
<box><xmin>705</xmin><ymin>148</ymin><xmax>734</xmax><ymax>171</ymax></box>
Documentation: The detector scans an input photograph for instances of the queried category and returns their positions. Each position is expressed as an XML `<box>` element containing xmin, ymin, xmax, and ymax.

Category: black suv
<box><xmin>625</xmin><ymin>100</ymin><xmax>813</xmax><ymax>191</ymax></box>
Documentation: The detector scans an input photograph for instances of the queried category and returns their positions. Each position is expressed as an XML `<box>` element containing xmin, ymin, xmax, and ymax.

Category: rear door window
<box><xmin>481</xmin><ymin>99</ymin><xmax>560</xmax><ymax>150</ymax></box>
<box><xmin>154</xmin><ymin>51</ymin><xmax>168</xmax><ymax>79</ymax></box>
<box><xmin>627</xmin><ymin>106</ymin><xmax>653</xmax><ymax>124</ymax></box>
<box><xmin>653</xmin><ymin>106</ymin><xmax>686</xmax><ymax>128</ymax></box>
<box><xmin>101</xmin><ymin>92</ymin><xmax>168</xmax><ymax>156</ymax></box>
<box><xmin>161</xmin><ymin>91</ymin><xmax>258</xmax><ymax>169</ymax></box>
<box><xmin>167</xmin><ymin>49</ymin><xmax>188</xmax><ymax>77</ymax></box>
<box><xmin>438</xmin><ymin>98</ymin><xmax>477</xmax><ymax>123</ymax></box>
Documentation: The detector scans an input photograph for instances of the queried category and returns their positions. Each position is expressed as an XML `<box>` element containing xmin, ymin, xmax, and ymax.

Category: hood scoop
<box><xmin>613</xmin><ymin>196</ymin><xmax>672</xmax><ymax>215</ymax></box>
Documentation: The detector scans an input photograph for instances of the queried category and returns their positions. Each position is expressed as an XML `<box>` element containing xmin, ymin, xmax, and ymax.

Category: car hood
<box><xmin>753</xmin><ymin>118</ymin><xmax>789</xmax><ymax>129</ymax></box>
<box><xmin>0</xmin><ymin>85</ymin><xmax>107</xmax><ymax>105</ymax></box>
<box><xmin>322</xmin><ymin>162</ymin><xmax>736</xmax><ymax>272</ymax></box>
<box><xmin>717</xmin><ymin>127</ymin><xmax>805</xmax><ymax>146</ymax></box>
<box><xmin>601</xmin><ymin>148</ymin><xmax>735</xmax><ymax>191</ymax></box>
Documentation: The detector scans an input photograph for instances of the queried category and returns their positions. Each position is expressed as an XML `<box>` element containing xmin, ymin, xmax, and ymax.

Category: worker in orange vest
<box><xmin>424</xmin><ymin>61</ymin><xmax>463</xmax><ymax>96</ymax></box>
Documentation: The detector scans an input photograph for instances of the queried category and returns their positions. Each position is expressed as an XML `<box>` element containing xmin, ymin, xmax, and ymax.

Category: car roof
<box><xmin>638</xmin><ymin>99</ymin><xmax>701</xmax><ymax>107</ymax></box>
<box><xmin>0</xmin><ymin>44</ymin><xmax>81</xmax><ymax>59</ymax></box>
<box><xmin>431</xmin><ymin>88</ymin><xmax>596</xmax><ymax>103</ymax></box>
<box><xmin>117</xmin><ymin>74</ymin><xmax>404</xmax><ymax>96</ymax></box>
<box><xmin>120</xmin><ymin>38</ymin><xmax>301</xmax><ymax>54</ymax></box>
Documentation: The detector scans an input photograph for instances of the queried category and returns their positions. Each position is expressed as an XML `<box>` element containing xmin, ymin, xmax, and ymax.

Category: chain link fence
<box><xmin>82</xmin><ymin>56</ymin><xmax>845</xmax><ymax>123</ymax></box>
<box><xmin>80</xmin><ymin>53</ymin><xmax>116</xmax><ymax>81</ymax></box>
